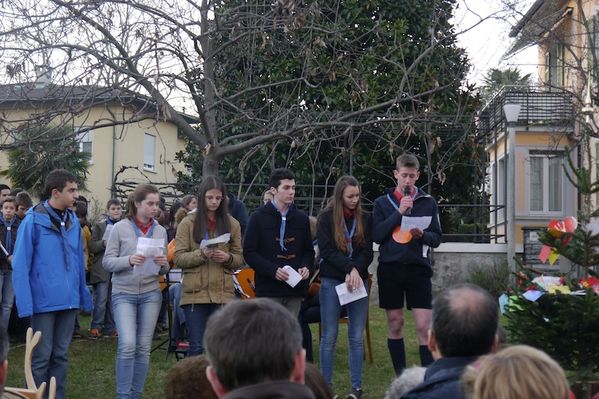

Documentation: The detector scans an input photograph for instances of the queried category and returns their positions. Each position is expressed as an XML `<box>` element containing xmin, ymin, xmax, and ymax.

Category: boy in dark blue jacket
<box><xmin>243</xmin><ymin>168</ymin><xmax>315</xmax><ymax>316</ymax></box>
<box><xmin>373</xmin><ymin>153</ymin><xmax>442</xmax><ymax>376</ymax></box>
<box><xmin>0</xmin><ymin>196</ymin><xmax>19</xmax><ymax>331</ymax></box>
<box><xmin>12</xmin><ymin>169</ymin><xmax>92</xmax><ymax>399</ymax></box>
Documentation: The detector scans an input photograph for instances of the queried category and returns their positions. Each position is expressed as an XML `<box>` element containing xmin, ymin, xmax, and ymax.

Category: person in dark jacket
<box><xmin>205</xmin><ymin>298</ymin><xmax>315</xmax><ymax>399</ymax></box>
<box><xmin>372</xmin><ymin>153</ymin><xmax>442</xmax><ymax>375</ymax></box>
<box><xmin>243</xmin><ymin>168</ymin><xmax>314</xmax><ymax>316</ymax></box>
<box><xmin>317</xmin><ymin>176</ymin><xmax>373</xmax><ymax>399</ymax></box>
<box><xmin>402</xmin><ymin>284</ymin><xmax>499</xmax><ymax>399</ymax></box>
<box><xmin>227</xmin><ymin>193</ymin><xmax>248</xmax><ymax>236</ymax></box>
<box><xmin>0</xmin><ymin>197</ymin><xmax>19</xmax><ymax>331</ymax></box>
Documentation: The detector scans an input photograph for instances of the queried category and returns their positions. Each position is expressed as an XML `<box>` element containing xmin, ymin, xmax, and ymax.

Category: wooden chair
<box><xmin>319</xmin><ymin>274</ymin><xmax>373</xmax><ymax>364</ymax></box>
<box><xmin>4</xmin><ymin>328</ymin><xmax>56</xmax><ymax>399</ymax></box>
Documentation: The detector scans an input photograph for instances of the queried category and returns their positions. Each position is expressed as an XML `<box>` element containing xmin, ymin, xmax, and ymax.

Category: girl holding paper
<box><xmin>103</xmin><ymin>184</ymin><xmax>169</xmax><ymax>399</ymax></box>
<box><xmin>174</xmin><ymin>176</ymin><xmax>243</xmax><ymax>356</ymax></box>
<box><xmin>317</xmin><ymin>176</ymin><xmax>373</xmax><ymax>399</ymax></box>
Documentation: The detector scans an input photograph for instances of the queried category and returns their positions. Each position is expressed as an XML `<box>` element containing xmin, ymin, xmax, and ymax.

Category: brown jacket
<box><xmin>174</xmin><ymin>213</ymin><xmax>243</xmax><ymax>305</ymax></box>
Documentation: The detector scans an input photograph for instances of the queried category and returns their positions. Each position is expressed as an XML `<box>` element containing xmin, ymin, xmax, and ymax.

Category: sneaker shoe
<box><xmin>88</xmin><ymin>328</ymin><xmax>102</xmax><ymax>339</ymax></box>
<box><xmin>347</xmin><ymin>388</ymin><xmax>362</xmax><ymax>399</ymax></box>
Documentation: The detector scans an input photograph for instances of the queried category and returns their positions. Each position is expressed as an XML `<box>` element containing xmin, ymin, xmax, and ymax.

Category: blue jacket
<box><xmin>402</xmin><ymin>356</ymin><xmax>477</xmax><ymax>399</ymax></box>
<box><xmin>373</xmin><ymin>188</ymin><xmax>442</xmax><ymax>269</ymax></box>
<box><xmin>12</xmin><ymin>203</ymin><xmax>92</xmax><ymax>317</ymax></box>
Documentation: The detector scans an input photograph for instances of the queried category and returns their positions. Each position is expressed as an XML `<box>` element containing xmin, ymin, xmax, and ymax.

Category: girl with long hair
<box><xmin>174</xmin><ymin>176</ymin><xmax>243</xmax><ymax>356</ymax></box>
<box><xmin>103</xmin><ymin>184</ymin><xmax>169</xmax><ymax>399</ymax></box>
<box><xmin>317</xmin><ymin>176</ymin><xmax>373</xmax><ymax>399</ymax></box>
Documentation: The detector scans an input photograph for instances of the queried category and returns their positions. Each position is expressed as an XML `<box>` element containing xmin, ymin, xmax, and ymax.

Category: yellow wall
<box><xmin>0</xmin><ymin>104</ymin><xmax>188</xmax><ymax>214</ymax></box>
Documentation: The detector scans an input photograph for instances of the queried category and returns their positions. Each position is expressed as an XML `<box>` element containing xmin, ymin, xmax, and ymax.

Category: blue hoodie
<box><xmin>12</xmin><ymin>203</ymin><xmax>92</xmax><ymax>317</ymax></box>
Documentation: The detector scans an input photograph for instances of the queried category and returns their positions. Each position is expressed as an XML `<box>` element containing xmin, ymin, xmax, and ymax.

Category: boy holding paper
<box><xmin>244</xmin><ymin>168</ymin><xmax>314</xmax><ymax>316</ymax></box>
<box><xmin>103</xmin><ymin>184</ymin><xmax>168</xmax><ymax>399</ymax></box>
<box><xmin>0</xmin><ymin>197</ymin><xmax>19</xmax><ymax>331</ymax></box>
<box><xmin>372</xmin><ymin>153</ymin><xmax>442</xmax><ymax>376</ymax></box>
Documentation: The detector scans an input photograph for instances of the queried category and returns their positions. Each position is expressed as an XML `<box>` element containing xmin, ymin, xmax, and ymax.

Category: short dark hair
<box><xmin>432</xmin><ymin>284</ymin><xmax>498</xmax><ymax>357</ymax></box>
<box><xmin>204</xmin><ymin>298</ymin><xmax>303</xmax><ymax>391</ymax></box>
<box><xmin>396</xmin><ymin>153</ymin><xmax>420</xmax><ymax>170</ymax></box>
<box><xmin>15</xmin><ymin>191</ymin><xmax>33</xmax><ymax>208</ymax></box>
<box><xmin>42</xmin><ymin>169</ymin><xmax>77</xmax><ymax>200</ymax></box>
<box><xmin>0</xmin><ymin>184</ymin><xmax>10</xmax><ymax>193</ymax></box>
<box><xmin>164</xmin><ymin>355</ymin><xmax>217</xmax><ymax>399</ymax></box>
<box><xmin>1</xmin><ymin>197</ymin><xmax>16</xmax><ymax>207</ymax></box>
<box><xmin>75</xmin><ymin>200</ymin><xmax>88</xmax><ymax>219</ymax></box>
<box><xmin>106</xmin><ymin>199</ymin><xmax>122</xmax><ymax>209</ymax></box>
<box><xmin>268</xmin><ymin>168</ymin><xmax>295</xmax><ymax>190</ymax></box>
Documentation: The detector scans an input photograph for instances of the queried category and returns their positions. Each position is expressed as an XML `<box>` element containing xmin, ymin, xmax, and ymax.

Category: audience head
<box><xmin>430</xmin><ymin>284</ymin><xmax>498</xmax><ymax>359</ymax></box>
<box><xmin>106</xmin><ymin>199</ymin><xmax>123</xmax><ymax>221</ymax></box>
<box><xmin>268</xmin><ymin>168</ymin><xmax>295</xmax><ymax>208</ymax></box>
<box><xmin>126</xmin><ymin>184</ymin><xmax>160</xmax><ymax>221</ymax></box>
<box><xmin>204</xmin><ymin>298</ymin><xmax>306</xmax><ymax>396</ymax></box>
<box><xmin>262</xmin><ymin>189</ymin><xmax>274</xmax><ymax>205</ymax></box>
<box><xmin>462</xmin><ymin>345</ymin><xmax>569</xmax><ymax>399</ymax></box>
<box><xmin>194</xmin><ymin>176</ymin><xmax>231</xmax><ymax>243</ymax></box>
<box><xmin>384</xmin><ymin>366</ymin><xmax>426</xmax><ymax>399</ymax></box>
<box><xmin>15</xmin><ymin>191</ymin><xmax>33</xmax><ymax>218</ymax></box>
<box><xmin>164</xmin><ymin>355</ymin><xmax>217</xmax><ymax>399</ymax></box>
<box><xmin>74</xmin><ymin>200</ymin><xmax>88</xmax><ymax>225</ymax></box>
<box><xmin>0</xmin><ymin>185</ymin><xmax>10</xmax><ymax>202</ymax></box>
<box><xmin>43</xmin><ymin>169</ymin><xmax>79</xmax><ymax>209</ymax></box>
<box><xmin>304</xmin><ymin>362</ymin><xmax>333</xmax><ymax>399</ymax></box>
<box><xmin>396</xmin><ymin>152</ymin><xmax>420</xmax><ymax>171</ymax></box>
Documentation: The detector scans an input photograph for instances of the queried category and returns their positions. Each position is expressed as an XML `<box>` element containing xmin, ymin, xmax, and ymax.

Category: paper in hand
<box><xmin>282</xmin><ymin>265</ymin><xmax>302</xmax><ymax>288</ymax></box>
<box><xmin>400</xmin><ymin>216</ymin><xmax>432</xmax><ymax>232</ymax></box>
<box><xmin>135</xmin><ymin>237</ymin><xmax>164</xmax><ymax>276</ymax></box>
<box><xmin>335</xmin><ymin>282</ymin><xmax>368</xmax><ymax>305</ymax></box>
<box><xmin>200</xmin><ymin>233</ymin><xmax>231</xmax><ymax>249</ymax></box>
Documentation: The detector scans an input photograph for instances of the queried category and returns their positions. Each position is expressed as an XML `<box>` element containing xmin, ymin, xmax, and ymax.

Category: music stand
<box><xmin>151</xmin><ymin>273</ymin><xmax>175</xmax><ymax>357</ymax></box>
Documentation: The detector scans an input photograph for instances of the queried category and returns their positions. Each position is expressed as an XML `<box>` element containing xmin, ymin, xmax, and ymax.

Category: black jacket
<box><xmin>373</xmin><ymin>188</ymin><xmax>442</xmax><ymax>268</ymax></box>
<box><xmin>228</xmin><ymin>194</ymin><xmax>249</xmax><ymax>235</ymax></box>
<box><xmin>0</xmin><ymin>217</ymin><xmax>19</xmax><ymax>271</ymax></box>
<box><xmin>317</xmin><ymin>209</ymin><xmax>373</xmax><ymax>281</ymax></box>
<box><xmin>402</xmin><ymin>356</ymin><xmax>477</xmax><ymax>399</ymax></box>
<box><xmin>243</xmin><ymin>203</ymin><xmax>315</xmax><ymax>298</ymax></box>
<box><xmin>223</xmin><ymin>381</ymin><xmax>316</xmax><ymax>399</ymax></box>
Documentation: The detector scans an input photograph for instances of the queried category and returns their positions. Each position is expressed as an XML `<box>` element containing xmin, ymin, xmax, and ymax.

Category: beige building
<box><xmin>0</xmin><ymin>80</ymin><xmax>194</xmax><ymax>214</ymax></box>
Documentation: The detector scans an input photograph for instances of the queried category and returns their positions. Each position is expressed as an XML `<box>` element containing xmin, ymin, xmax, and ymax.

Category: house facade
<box><xmin>0</xmin><ymin>80</ymin><xmax>193</xmax><ymax>214</ymax></box>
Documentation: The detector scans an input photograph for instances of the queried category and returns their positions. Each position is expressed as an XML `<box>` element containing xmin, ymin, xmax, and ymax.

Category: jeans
<box><xmin>0</xmin><ymin>270</ymin><xmax>14</xmax><ymax>330</ymax></box>
<box><xmin>91</xmin><ymin>281</ymin><xmax>115</xmax><ymax>334</ymax></box>
<box><xmin>182</xmin><ymin>303</ymin><xmax>220</xmax><ymax>356</ymax></box>
<box><xmin>112</xmin><ymin>290</ymin><xmax>162</xmax><ymax>399</ymax></box>
<box><xmin>31</xmin><ymin>309</ymin><xmax>78</xmax><ymax>399</ymax></box>
<box><xmin>319</xmin><ymin>277</ymin><xmax>368</xmax><ymax>390</ymax></box>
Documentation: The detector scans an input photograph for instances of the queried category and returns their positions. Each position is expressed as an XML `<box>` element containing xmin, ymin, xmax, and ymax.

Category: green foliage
<box><xmin>467</xmin><ymin>261</ymin><xmax>510</xmax><ymax>299</ymax></box>
<box><xmin>505</xmin><ymin>292</ymin><xmax>599</xmax><ymax>380</ymax></box>
<box><xmin>0</xmin><ymin>125</ymin><xmax>89</xmax><ymax>197</ymax></box>
<box><xmin>481</xmin><ymin>67</ymin><xmax>533</xmax><ymax>100</ymax></box>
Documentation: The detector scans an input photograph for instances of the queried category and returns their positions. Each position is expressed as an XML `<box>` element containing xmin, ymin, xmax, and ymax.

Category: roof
<box><xmin>505</xmin><ymin>0</ymin><xmax>571</xmax><ymax>56</ymax></box>
<box><xmin>0</xmin><ymin>82</ymin><xmax>200</xmax><ymax>124</ymax></box>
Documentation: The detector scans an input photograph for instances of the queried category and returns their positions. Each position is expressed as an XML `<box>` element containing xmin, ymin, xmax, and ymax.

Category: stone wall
<box><xmin>368</xmin><ymin>243</ymin><xmax>507</xmax><ymax>306</ymax></box>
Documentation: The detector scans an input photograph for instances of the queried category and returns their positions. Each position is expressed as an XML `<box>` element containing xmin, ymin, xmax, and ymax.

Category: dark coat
<box><xmin>228</xmin><ymin>194</ymin><xmax>249</xmax><ymax>235</ymax></box>
<box><xmin>373</xmin><ymin>188</ymin><xmax>442</xmax><ymax>269</ymax></box>
<box><xmin>223</xmin><ymin>381</ymin><xmax>316</xmax><ymax>399</ymax></box>
<box><xmin>317</xmin><ymin>209</ymin><xmax>373</xmax><ymax>281</ymax></box>
<box><xmin>243</xmin><ymin>203</ymin><xmax>315</xmax><ymax>298</ymax></box>
<box><xmin>88</xmin><ymin>219</ymin><xmax>112</xmax><ymax>284</ymax></box>
<box><xmin>402</xmin><ymin>356</ymin><xmax>477</xmax><ymax>399</ymax></box>
<box><xmin>0</xmin><ymin>217</ymin><xmax>19</xmax><ymax>271</ymax></box>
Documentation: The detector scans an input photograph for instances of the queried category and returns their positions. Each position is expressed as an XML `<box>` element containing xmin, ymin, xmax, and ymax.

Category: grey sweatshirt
<box><xmin>102</xmin><ymin>218</ymin><xmax>168</xmax><ymax>295</ymax></box>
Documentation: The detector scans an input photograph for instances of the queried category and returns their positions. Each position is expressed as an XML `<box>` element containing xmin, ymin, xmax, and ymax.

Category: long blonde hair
<box><xmin>462</xmin><ymin>345</ymin><xmax>570</xmax><ymax>399</ymax></box>
<box><xmin>324</xmin><ymin>176</ymin><xmax>366</xmax><ymax>253</ymax></box>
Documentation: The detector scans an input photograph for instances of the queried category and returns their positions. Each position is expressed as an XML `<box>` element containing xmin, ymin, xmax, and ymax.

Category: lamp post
<box><xmin>503</xmin><ymin>103</ymin><xmax>521</xmax><ymax>271</ymax></box>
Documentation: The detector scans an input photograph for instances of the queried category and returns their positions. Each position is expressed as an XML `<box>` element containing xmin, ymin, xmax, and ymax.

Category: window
<box><xmin>528</xmin><ymin>154</ymin><xmax>563</xmax><ymax>213</ymax></box>
<box><xmin>76</xmin><ymin>128</ymin><xmax>93</xmax><ymax>161</ymax></box>
<box><xmin>144</xmin><ymin>133</ymin><xmax>156</xmax><ymax>171</ymax></box>
<box><xmin>544</xmin><ymin>43</ymin><xmax>564</xmax><ymax>88</ymax></box>
<box><xmin>492</xmin><ymin>157</ymin><xmax>506</xmax><ymax>222</ymax></box>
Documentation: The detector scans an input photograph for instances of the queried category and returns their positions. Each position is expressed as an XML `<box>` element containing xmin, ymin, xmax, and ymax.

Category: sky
<box><xmin>453</xmin><ymin>0</ymin><xmax>539</xmax><ymax>85</ymax></box>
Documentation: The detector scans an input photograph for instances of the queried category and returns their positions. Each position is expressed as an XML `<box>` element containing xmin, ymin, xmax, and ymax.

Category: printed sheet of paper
<box><xmin>400</xmin><ymin>216</ymin><xmax>432</xmax><ymax>233</ymax></box>
<box><xmin>200</xmin><ymin>233</ymin><xmax>231</xmax><ymax>249</ymax></box>
<box><xmin>134</xmin><ymin>237</ymin><xmax>164</xmax><ymax>276</ymax></box>
<box><xmin>335</xmin><ymin>282</ymin><xmax>368</xmax><ymax>306</ymax></box>
<box><xmin>282</xmin><ymin>265</ymin><xmax>302</xmax><ymax>288</ymax></box>
<box><xmin>102</xmin><ymin>224</ymin><xmax>114</xmax><ymax>241</ymax></box>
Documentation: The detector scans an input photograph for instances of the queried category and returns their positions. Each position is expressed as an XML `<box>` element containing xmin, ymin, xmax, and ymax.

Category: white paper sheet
<box><xmin>282</xmin><ymin>265</ymin><xmax>302</xmax><ymax>288</ymax></box>
<box><xmin>102</xmin><ymin>224</ymin><xmax>114</xmax><ymax>241</ymax></box>
<box><xmin>400</xmin><ymin>216</ymin><xmax>432</xmax><ymax>232</ymax></box>
<box><xmin>335</xmin><ymin>282</ymin><xmax>368</xmax><ymax>305</ymax></box>
<box><xmin>134</xmin><ymin>237</ymin><xmax>164</xmax><ymax>276</ymax></box>
<box><xmin>200</xmin><ymin>233</ymin><xmax>231</xmax><ymax>249</ymax></box>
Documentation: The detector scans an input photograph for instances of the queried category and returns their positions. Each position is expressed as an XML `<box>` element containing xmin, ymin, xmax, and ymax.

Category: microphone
<box><xmin>403</xmin><ymin>186</ymin><xmax>412</xmax><ymax>215</ymax></box>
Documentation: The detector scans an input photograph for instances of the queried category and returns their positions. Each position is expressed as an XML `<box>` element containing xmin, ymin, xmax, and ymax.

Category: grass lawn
<box><xmin>5</xmin><ymin>306</ymin><xmax>420</xmax><ymax>398</ymax></box>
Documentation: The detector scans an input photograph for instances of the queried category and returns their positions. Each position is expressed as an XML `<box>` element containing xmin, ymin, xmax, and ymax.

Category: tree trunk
<box><xmin>202</xmin><ymin>153</ymin><xmax>220</xmax><ymax>177</ymax></box>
